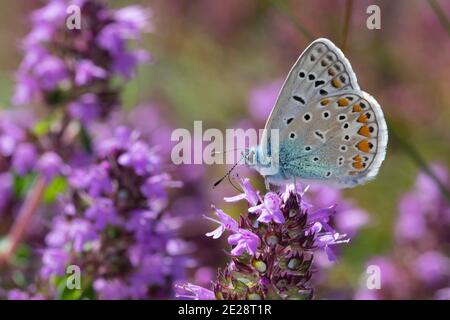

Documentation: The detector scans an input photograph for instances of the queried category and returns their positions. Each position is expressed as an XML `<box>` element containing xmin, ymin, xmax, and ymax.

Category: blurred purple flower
<box><xmin>36</xmin><ymin>151</ymin><xmax>64</xmax><ymax>181</ymax></box>
<box><xmin>75</xmin><ymin>60</ymin><xmax>107</xmax><ymax>86</ymax></box>
<box><xmin>12</xmin><ymin>143</ymin><xmax>38</xmax><ymax>175</ymax></box>
<box><xmin>0</xmin><ymin>173</ymin><xmax>12</xmax><ymax>212</ymax></box>
<box><xmin>248</xmin><ymin>79</ymin><xmax>283</xmax><ymax>123</ymax></box>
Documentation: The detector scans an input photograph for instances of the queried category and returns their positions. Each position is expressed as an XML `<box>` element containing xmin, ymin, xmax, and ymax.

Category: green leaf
<box><xmin>13</xmin><ymin>173</ymin><xmax>38</xmax><ymax>199</ymax></box>
<box><xmin>43</xmin><ymin>176</ymin><xmax>68</xmax><ymax>204</ymax></box>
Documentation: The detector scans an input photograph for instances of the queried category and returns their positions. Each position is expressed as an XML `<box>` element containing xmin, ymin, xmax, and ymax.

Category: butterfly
<box><xmin>244</xmin><ymin>38</ymin><xmax>388</xmax><ymax>189</ymax></box>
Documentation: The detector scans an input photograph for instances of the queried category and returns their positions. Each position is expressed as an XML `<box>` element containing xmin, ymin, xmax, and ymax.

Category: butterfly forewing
<box><xmin>263</xmin><ymin>38</ymin><xmax>359</xmax><ymax>137</ymax></box>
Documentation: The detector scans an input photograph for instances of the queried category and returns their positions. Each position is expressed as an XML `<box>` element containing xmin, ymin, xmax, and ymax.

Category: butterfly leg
<box><xmin>264</xmin><ymin>177</ymin><xmax>270</xmax><ymax>191</ymax></box>
<box><xmin>293</xmin><ymin>177</ymin><xmax>301</xmax><ymax>205</ymax></box>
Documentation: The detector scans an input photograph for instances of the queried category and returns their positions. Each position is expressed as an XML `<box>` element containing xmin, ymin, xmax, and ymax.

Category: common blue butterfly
<box><xmin>244</xmin><ymin>38</ymin><xmax>388</xmax><ymax>189</ymax></box>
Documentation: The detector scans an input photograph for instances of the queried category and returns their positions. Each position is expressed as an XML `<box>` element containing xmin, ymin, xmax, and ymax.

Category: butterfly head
<box><xmin>243</xmin><ymin>146</ymin><xmax>259</xmax><ymax>168</ymax></box>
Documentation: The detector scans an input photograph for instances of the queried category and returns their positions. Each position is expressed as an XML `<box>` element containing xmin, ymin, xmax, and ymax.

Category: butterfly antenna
<box><xmin>213</xmin><ymin>156</ymin><xmax>244</xmax><ymax>188</ymax></box>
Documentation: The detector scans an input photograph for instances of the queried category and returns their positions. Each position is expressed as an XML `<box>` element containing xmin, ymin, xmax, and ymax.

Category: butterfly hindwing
<box><xmin>277</xmin><ymin>90</ymin><xmax>387</xmax><ymax>187</ymax></box>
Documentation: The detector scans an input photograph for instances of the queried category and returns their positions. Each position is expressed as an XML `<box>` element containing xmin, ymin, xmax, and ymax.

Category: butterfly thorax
<box><xmin>244</xmin><ymin>146</ymin><xmax>279</xmax><ymax>176</ymax></box>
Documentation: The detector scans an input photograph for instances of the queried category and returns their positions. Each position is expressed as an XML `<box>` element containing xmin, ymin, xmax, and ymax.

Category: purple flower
<box><xmin>249</xmin><ymin>192</ymin><xmax>285</xmax><ymax>224</ymax></box>
<box><xmin>41</xmin><ymin>248</ymin><xmax>70</xmax><ymax>278</ymax></box>
<box><xmin>414</xmin><ymin>251</ymin><xmax>450</xmax><ymax>285</ymax></box>
<box><xmin>12</xmin><ymin>143</ymin><xmax>38</xmax><ymax>175</ymax></box>
<box><xmin>248</xmin><ymin>79</ymin><xmax>283</xmax><ymax>123</ymax></box>
<box><xmin>33</xmin><ymin>55</ymin><xmax>68</xmax><ymax>90</ymax></box>
<box><xmin>204</xmin><ymin>206</ymin><xmax>239</xmax><ymax>239</ymax></box>
<box><xmin>118</xmin><ymin>140</ymin><xmax>157</xmax><ymax>175</ymax></box>
<box><xmin>224</xmin><ymin>177</ymin><xmax>260</xmax><ymax>206</ymax></box>
<box><xmin>85</xmin><ymin>198</ymin><xmax>121</xmax><ymax>230</ymax></box>
<box><xmin>68</xmin><ymin>93</ymin><xmax>101</xmax><ymax>125</ymax></box>
<box><xmin>228</xmin><ymin>229</ymin><xmax>261</xmax><ymax>256</ymax></box>
<box><xmin>69</xmin><ymin>162</ymin><xmax>112</xmax><ymax>197</ymax></box>
<box><xmin>200</xmin><ymin>177</ymin><xmax>350</xmax><ymax>299</ymax></box>
<box><xmin>75</xmin><ymin>60</ymin><xmax>107</xmax><ymax>86</ymax></box>
<box><xmin>36</xmin><ymin>151</ymin><xmax>64</xmax><ymax>181</ymax></box>
<box><xmin>175</xmin><ymin>282</ymin><xmax>215</xmax><ymax>300</ymax></box>
<box><xmin>0</xmin><ymin>173</ymin><xmax>12</xmax><ymax>212</ymax></box>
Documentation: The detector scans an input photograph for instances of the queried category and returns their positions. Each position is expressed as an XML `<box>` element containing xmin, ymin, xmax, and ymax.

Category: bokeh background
<box><xmin>0</xmin><ymin>0</ymin><xmax>449</xmax><ymax>299</ymax></box>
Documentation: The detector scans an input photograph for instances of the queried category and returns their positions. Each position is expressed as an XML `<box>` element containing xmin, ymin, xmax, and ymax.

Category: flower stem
<box><xmin>0</xmin><ymin>177</ymin><xmax>47</xmax><ymax>265</ymax></box>
<box><xmin>389</xmin><ymin>125</ymin><xmax>450</xmax><ymax>203</ymax></box>
<box><xmin>267</xmin><ymin>0</ymin><xmax>315</xmax><ymax>41</ymax></box>
<box><xmin>428</xmin><ymin>0</ymin><xmax>450</xmax><ymax>37</ymax></box>
<box><xmin>341</xmin><ymin>0</ymin><xmax>354</xmax><ymax>52</ymax></box>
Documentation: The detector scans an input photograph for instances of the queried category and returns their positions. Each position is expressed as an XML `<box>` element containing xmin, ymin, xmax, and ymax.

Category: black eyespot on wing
<box><xmin>286</xmin><ymin>118</ymin><xmax>294</xmax><ymax>125</ymax></box>
<box><xmin>299</xmin><ymin>71</ymin><xmax>305</xmax><ymax>78</ymax></box>
<box><xmin>308</xmin><ymin>74</ymin><xmax>316</xmax><ymax>81</ymax></box>
<box><xmin>314</xmin><ymin>130</ymin><xmax>324</xmax><ymax>139</ymax></box>
<box><xmin>305</xmin><ymin>146</ymin><xmax>311</xmax><ymax>151</ymax></box>
<box><xmin>310</xmin><ymin>54</ymin><xmax>316</xmax><ymax>62</ymax></box>
<box><xmin>326</xmin><ymin>171</ymin><xmax>332</xmax><ymax>177</ymax></box>
<box><xmin>289</xmin><ymin>132</ymin><xmax>296</xmax><ymax>139</ymax></box>
<box><xmin>315</xmin><ymin>80</ymin><xmax>325</xmax><ymax>87</ymax></box>
<box><xmin>293</xmin><ymin>95</ymin><xmax>306</xmax><ymax>104</ymax></box>
<box><xmin>320</xmin><ymin>89</ymin><xmax>328</xmax><ymax>96</ymax></box>
<box><xmin>303</xmin><ymin>113</ymin><xmax>311</xmax><ymax>121</ymax></box>
<box><xmin>343</xmin><ymin>123</ymin><xmax>349</xmax><ymax>129</ymax></box>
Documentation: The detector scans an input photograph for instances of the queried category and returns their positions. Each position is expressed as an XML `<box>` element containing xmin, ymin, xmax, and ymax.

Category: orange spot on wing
<box><xmin>328</xmin><ymin>68</ymin><xmax>336</xmax><ymax>76</ymax></box>
<box><xmin>320</xmin><ymin>99</ymin><xmax>331</xmax><ymax>106</ymax></box>
<box><xmin>357</xmin><ymin>114</ymin><xmax>369</xmax><ymax>123</ymax></box>
<box><xmin>358</xmin><ymin>125</ymin><xmax>371</xmax><ymax>137</ymax></box>
<box><xmin>356</xmin><ymin>140</ymin><xmax>371</xmax><ymax>153</ymax></box>
<box><xmin>332</xmin><ymin>78</ymin><xmax>343</xmax><ymax>88</ymax></box>
<box><xmin>352</xmin><ymin>104</ymin><xmax>362</xmax><ymax>112</ymax></box>
<box><xmin>352</xmin><ymin>161</ymin><xmax>364</xmax><ymax>170</ymax></box>
<box><xmin>353</xmin><ymin>155</ymin><xmax>362</xmax><ymax>162</ymax></box>
<box><xmin>337</xmin><ymin>98</ymin><xmax>349</xmax><ymax>106</ymax></box>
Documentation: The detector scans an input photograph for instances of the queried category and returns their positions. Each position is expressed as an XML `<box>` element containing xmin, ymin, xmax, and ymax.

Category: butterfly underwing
<box><xmin>244</xmin><ymin>38</ymin><xmax>388</xmax><ymax>189</ymax></box>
